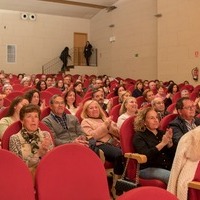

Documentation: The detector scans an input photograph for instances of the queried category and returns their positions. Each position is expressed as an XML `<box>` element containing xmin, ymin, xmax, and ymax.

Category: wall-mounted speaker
<box><xmin>20</xmin><ymin>13</ymin><xmax>28</xmax><ymax>20</ymax></box>
<box><xmin>29</xmin><ymin>13</ymin><xmax>37</xmax><ymax>21</ymax></box>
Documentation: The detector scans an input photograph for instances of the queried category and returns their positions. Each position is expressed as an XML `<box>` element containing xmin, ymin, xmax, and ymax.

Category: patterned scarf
<box><xmin>21</xmin><ymin>128</ymin><xmax>40</xmax><ymax>154</ymax></box>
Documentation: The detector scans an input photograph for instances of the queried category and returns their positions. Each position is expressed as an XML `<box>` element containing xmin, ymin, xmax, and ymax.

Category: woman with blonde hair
<box><xmin>133</xmin><ymin>107</ymin><xmax>176</xmax><ymax>185</ymax></box>
<box><xmin>117</xmin><ymin>97</ymin><xmax>138</xmax><ymax>128</ymax></box>
<box><xmin>81</xmin><ymin>100</ymin><xmax>124</xmax><ymax>198</ymax></box>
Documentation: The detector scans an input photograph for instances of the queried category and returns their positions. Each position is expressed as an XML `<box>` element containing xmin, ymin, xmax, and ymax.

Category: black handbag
<box><xmin>115</xmin><ymin>157</ymin><xmax>140</xmax><ymax>195</ymax></box>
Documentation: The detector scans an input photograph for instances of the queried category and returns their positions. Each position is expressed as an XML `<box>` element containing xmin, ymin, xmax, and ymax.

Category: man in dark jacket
<box><xmin>169</xmin><ymin>97</ymin><xmax>200</xmax><ymax>146</ymax></box>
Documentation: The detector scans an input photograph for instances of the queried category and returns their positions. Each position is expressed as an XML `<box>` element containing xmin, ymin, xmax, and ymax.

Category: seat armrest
<box><xmin>188</xmin><ymin>181</ymin><xmax>200</xmax><ymax>190</ymax></box>
<box><xmin>124</xmin><ymin>153</ymin><xmax>147</xmax><ymax>164</ymax></box>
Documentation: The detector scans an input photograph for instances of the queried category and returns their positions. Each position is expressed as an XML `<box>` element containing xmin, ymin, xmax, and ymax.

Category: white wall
<box><xmin>90</xmin><ymin>0</ymin><xmax>157</xmax><ymax>80</ymax></box>
<box><xmin>0</xmin><ymin>9</ymin><xmax>90</xmax><ymax>74</ymax></box>
<box><xmin>157</xmin><ymin>0</ymin><xmax>200</xmax><ymax>85</ymax></box>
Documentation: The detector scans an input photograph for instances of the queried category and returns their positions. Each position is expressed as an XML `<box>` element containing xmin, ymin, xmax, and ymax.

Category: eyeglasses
<box><xmin>53</xmin><ymin>101</ymin><xmax>65</xmax><ymax>105</ymax></box>
<box><xmin>182</xmin><ymin>105</ymin><xmax>196</xmax><ymax>110</ymax></box>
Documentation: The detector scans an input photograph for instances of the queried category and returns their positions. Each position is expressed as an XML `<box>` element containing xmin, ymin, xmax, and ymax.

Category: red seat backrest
<box><xmin>35</xmin><ymin>144</ymin><xmax>110</xmax><ymax>200</ymax></box>
<box><xmin>0</xmin><ymin>149</ymin><xmax>35</xmax><ymax>200</ymax></box>
<box><xmin>159</xmin><ymin>113</ymin><xmax>178</xmax><ymax>131</ymax></box>
<box><xmin>109</xmin><ymin>104</ymin><xmax>121</xmax><ymax>122</ymax></box>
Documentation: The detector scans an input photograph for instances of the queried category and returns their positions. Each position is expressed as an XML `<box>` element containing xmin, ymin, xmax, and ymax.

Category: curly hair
<box><xmin>134</xmin><ymin>107</ymin><xmax>155</xmax><ymax>132</ymax></box>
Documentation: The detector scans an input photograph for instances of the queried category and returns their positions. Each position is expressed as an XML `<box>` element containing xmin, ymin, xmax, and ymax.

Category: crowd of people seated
<box><xmin>1</xmin><ymin>69</ymin><xmax>200</xmax><ymax>199</ymax></box>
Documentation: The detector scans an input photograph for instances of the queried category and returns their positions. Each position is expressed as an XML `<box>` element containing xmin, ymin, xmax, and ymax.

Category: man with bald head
<box><xmin>151</xmin><ymin>97</ymin><xmax>169</xmax><ymax>120</ymax></box>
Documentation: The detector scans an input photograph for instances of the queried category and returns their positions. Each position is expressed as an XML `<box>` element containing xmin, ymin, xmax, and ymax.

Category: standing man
<box><xmin>84</xmin><ymin>41</ymin><xmax>92</xmax><ymax>66</ymax></box>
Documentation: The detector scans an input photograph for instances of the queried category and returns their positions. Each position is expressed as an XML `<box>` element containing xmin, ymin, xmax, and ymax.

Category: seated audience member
<box><xmin>103</xmin><ymin>77</ymin><xmax>111</xmax><ymax>95</ymax></box>
<box><xmin>40</xmin><ymin>74</ymin><xmax>47</xmax><ymax>81</ymax></box>
<box><xmin>180</xmin><ymin>89</ymin><xmax>190</xmax><ymax>98</ymax></box>
<box><xmin>64</xmin><ymin>90</ymin><xmax>78</xmax><ymax>115</ymax></box>
<box><xmin>0</xmin><ymin>93</ymin><xmax>5</xmax><ymax>112</ymax></box>
<box><xmin>20</xmin><ymin>76</ymin><xmax>31</xmax><ymax>87</ymax></box>
<box><xmin>148</xmin><ymin>80</ymin><xmax>157</xmax><ymax>92</ymax></box>
<box><xmin>45</xmin><ymin>76</ymin><xmax>53</xmax><ymax>88</ymax></box>
<box><xmin>151</xmin><ymin>97</ymin><xmax>169</xmax><ymax>120</ymax></box>
<box><xmin>133</xmin><ymin>107</ymin><xmax>176</xmax><ymax>185</ymax></box>
<box><xmin>155</xmin><ymin>85</ymin><xmax>167</xmax><ymax>100</ymax></box>
<box><xmin>143</xmin><ymin>80</ymin><xmax>149</xmax><ymax>89</ymax></box>
<box><xmin>117</xmin><ymin>97</ymin><xmax>138</xmax><ymax>128</ymax></box>
<box><xmin>0</xmin><ymin>96</ymin><xmax>29</xmax><ymax>139</ymax></box>
<box><xmin>1</xmin><ymin>84</ymin><xmax>13</xmax><ymax>98</ymax></box>
<box><xmin>42</xmin><ymin>94</ymin><xmax>88</xmax><ymax>146</ymax></box>
<box><xmin>63</xmin><ymin>74</ymin><xmax>73</xmax><ymax>91</ymax></box>
<box><xmin>93</xmin><ymin>78</ymin><xmax>104</xmax><ymax>89</ymax></box>
<box><xmin>194</xmin><ymin>91</ymin><xmax>200</xmax><ymax>115</ymax></box>
<box><xmin>24</xmin><ymin>89</ymin><xmax>46</xmax><ymax>111</ymax></box>
<box><xmin>81</xmin><ymin>100</ymin><xmax>124</xmax><ymax>197</ymax></box>
<box><xmin>114</xmin><ymin>85</ymin><xmax>126</xmax><ymax>99</ymax></box>
<box><xmin>132</xmin><ymin>80</ymin><xmax>144</xmax><ymax>98</ymax></box>
<box><xmin>88</xmin><ymin>77</ymin><xmax>96</xmax><ymax>90</ymax></box>
<box><xmin>35</xmin><ymin>80</ymin><xmax>47</xmax><ymax>91</ymax></box>
<box><xmin>17</xmin><ymin>73</ymin><xmax>24</xmax><ymax>81</ymax></box>
<box><xmin>167</xmin><ymin>126</ymin><xmax>200</xmax><ymax>200</ymax></box>
<box><xmin>119</xmin><ymin>90</ymin><xmax>131</xmax><ymax>104</ymax></box>
<box><xmin>165</xmin><ymin>83</ymin><xmax>179</xmax><ymax>108</ymax></box>
<box><xmin>73</xmin><ymin>81</ymin><xmax>84</xmax><ymax>97</ymax></box>
<box><xmin>141</xmin><ymin>89</ymin><xmax>155</xmax><ymax>108</ymax></box>
<box><xmin>183</xmin><ymin>80</ymin><xmax>189</xmax><ymax>85</ymax></box>
<box><xmin>92</xmin><ymin>89</ymin><xmax>109</xmax><ymax>114</ymax></box>
<box><xmin>169</xmin><ymin>97</ymin><xmax>200</xmax><ymax>146</ymax></box>
<box><xmin>55</xmin><ymin>79</ymin><xmax>65</xmax><ymax>92</ymax></box>
<box><xmin>9</xmin><ymin>104</ymin><xmax>54</xmax><ymax>177</ymax></box>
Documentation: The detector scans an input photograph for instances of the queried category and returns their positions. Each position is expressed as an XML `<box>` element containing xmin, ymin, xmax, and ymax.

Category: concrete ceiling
<box><xmin>0</xmin><ymin>0</ymin><xmax>118</xmax><ymax>19</ymax></box>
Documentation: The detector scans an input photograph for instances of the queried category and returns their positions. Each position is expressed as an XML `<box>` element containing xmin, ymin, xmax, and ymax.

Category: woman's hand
<box><xmin>38</xmin><ymin>137</ymin><xmax>52</xmax><ymax>156</ymax></box>
<box><xmin>104</xmin><ymin>116</ymin><xmax>113</xmax><ymax>129</ymax></box>
<box><xmin>161</xmin><ymin>128</ymin><xmax>173</xmax><ymax>147</ymax></box>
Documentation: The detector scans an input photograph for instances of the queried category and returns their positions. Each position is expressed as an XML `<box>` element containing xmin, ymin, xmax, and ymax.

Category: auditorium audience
<box><xmin>1</xmin><ymin>84</ymin><xmax>13</xmax><ymax>98</ymax></box>
<box><xmin>42</xmin><ymin>94</ymin><xmax>87</xmax><ymax>146</ymax></box>
<box><xmin>141</xmin><ymin>89</ymin><xmax>155</xmax><ymax>108</ymax></box>
<box><xmin>24</xmin><ymin>89</ymin><xmax>46</xmax><ymax>111</ymax></box>
<box><xmin>0</xmin><ymin>96</ymin><xmax>29</xmax><ymax>139</ymax></box>
<box><xmin>117</xmin><ymin>97</ymin><xmax>138</xmax><ymax>128</ymax></box>
<box><xmin>92</xmin><ymin>89</ymin><xmax>109</xmax><ymax>113</ymax></box>
<box><xmin>169</xmin><ymin>97</ymin><xmax>200</xmax><ymax>146</ymax></box>
<box><xmin>132</xmin><ymin>80</ymin><xmax>144</xmax><ymax>98</ymax></box>
<box><xmin>80</xmin><ymin>100</ymin><xmax>124</xmax><ymax>198</ymax></box>
<box><xmin>9</xmin><ymin>104</ymin><xmax>54</xmax><ymax>177</ymax></box>
<box><xmin>155</xmin><ymin>85</ymin><xmax>167</xmax><ymax>100</ymax></box>
<box><xmin>180</xmin><ymin>89</ymin><xmax>190</xmax><ymax>98</ymax></box>
<box><xmin>165</xmin><ymin>83</ymin><xmax>179</xmax><ymax>108</ymax></box>
<box><xmin>151</xmin><ymin>97</ymin><xmax>169</xmax><ymax>120</ymax></box>
<box><xmin>63</xmin><ymin>74</ymin><xmax>73</xmax><ymax>91</ymax></box>
<box><xmin>73</xmin><ymin>81</ymin><xmax>84</xmax><ymax>97</ymax></box>
<box><xmin>64</xmin><ymin>90</ymin><xmax>78</xmax><ymax>115</ymax></box>
<box><xmin>20</xmin><ymin>76</ymin><xmax>31</xmax><ymax>87</ymax></box>
<box><xmin>119</xmin><ymin>90</ymin><xmax>131</xmax><ymax>104</ymax></box>
<box><xmin>46</xmin><ymin>76</ymin><xmax>53</xmax><ymax>88</ymax></box>
<box><xmin>133</xmin><ymin>107</ymin><xmax>176</xmax><ymax>185</ymax></box>
<box><xmin>35</xmin><ymin>80</ymin><xmax>47</xmax><ymax>91</ymax></box>
<box><xmin>55</xmin><ymin>79</ymin><xmax>65</xmax><ymax>91</ymax></box>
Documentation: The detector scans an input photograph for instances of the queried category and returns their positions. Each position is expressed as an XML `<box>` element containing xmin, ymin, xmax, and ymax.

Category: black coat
<box><xmin>84</xmin><ymin>44</ymin><xmax>92</xmax><ymax>57</ymax></box>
